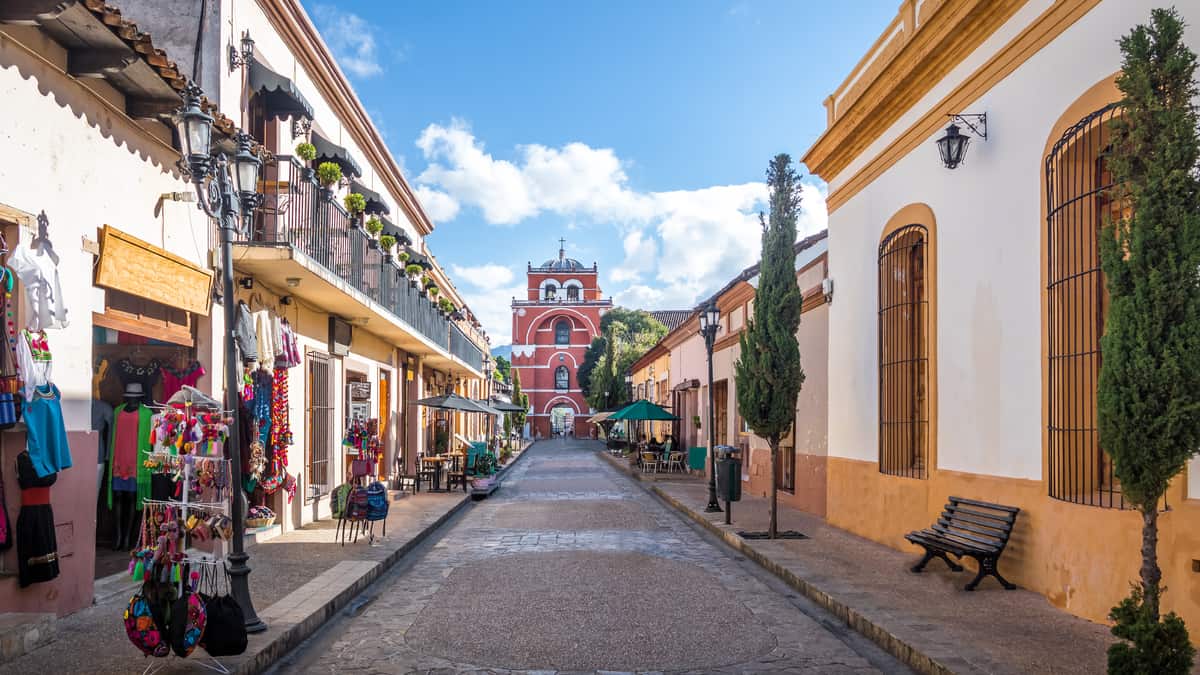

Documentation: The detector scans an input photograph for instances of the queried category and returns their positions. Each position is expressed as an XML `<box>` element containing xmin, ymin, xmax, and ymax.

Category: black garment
<box><xmin>0</xmin><ymin>456</ymin><xmax>11</xmax><ymax>552</ymax></box>
<box><xmin>116</xmin><ymin>358</ymin><xmax>161</xmax><ymax>399</ymax></box>
<box><xmin>16</xmin><ymin>451</ymin><xmax>58</xmax><ymax>587</ymax></box>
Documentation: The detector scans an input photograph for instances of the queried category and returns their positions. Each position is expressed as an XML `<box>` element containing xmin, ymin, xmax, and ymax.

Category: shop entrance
<box><xmin>92</xmin><ymin>289</ymin><xmax>202</xmax><ymax>579</ymax></box>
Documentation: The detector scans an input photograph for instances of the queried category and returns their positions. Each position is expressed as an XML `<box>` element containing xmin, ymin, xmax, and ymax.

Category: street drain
<box><xmin>736</xmin><ymin>530</ymin><xmax>808</xmax><ymax>540</ymax></box>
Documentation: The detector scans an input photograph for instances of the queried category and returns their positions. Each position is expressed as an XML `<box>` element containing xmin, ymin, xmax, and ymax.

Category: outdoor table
<box><xmin>421</xmin><ymin>456</ymin><xmax>447</xmax><ymax>492</ymax></box>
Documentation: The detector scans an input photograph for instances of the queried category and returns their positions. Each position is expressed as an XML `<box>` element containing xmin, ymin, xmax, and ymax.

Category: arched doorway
<box><xmin>550</xmin><ymin>405</ymin><xmax>575</xmax><ymax>437</ymax></box>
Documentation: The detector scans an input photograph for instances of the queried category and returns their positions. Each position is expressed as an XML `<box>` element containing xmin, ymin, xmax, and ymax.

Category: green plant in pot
<box><xmin>427</xmin><ymin>285</ymin><xmax>439</xmax><ymax>302</ymax></box>
<box><xmin>316</xmin><ymin>161</ymin><xmax>342</xmax><ymax>200</ymax></box>
<box><xmin>345</xmin><ymin>192</ymin><xmax>367</xmax><ymax>218</ymax></box>
<box><xmin>438</xmin><ymin>297</ymin><xmax>453</xmax><ymax>315</ymax></box>
<box><xmin>363</xmin><ymin>214</ymin><xmax>383</xmax><ymax>247</ymax></box>
<box><xmin>398</xmin><ymin>251</ymin><xmax>410</xmax><ymax>265</ymax></box>
<box><xmin>379</xmin><ymin>234</ymin><xmax>397</xmax><ymax>263</ymax></box>
<box><xmin>406</xmin><ymin>263</ymin><xmax>423</xmax><ymax>288</ymax></box>
<box><xmin>296</xmin><ymin>142</ymin><xmax>317</xmax><ymax>180</ymax></box>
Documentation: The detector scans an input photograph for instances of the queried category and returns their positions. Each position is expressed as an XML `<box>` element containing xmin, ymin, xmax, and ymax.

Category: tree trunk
<box><xmin>1141</xmin><ymin>504</ymin><xmax>1161</xmax><ymax>620</ymax></box>
<box><xmin>769</xmin><ymin>439</ymin><xmax>779</xmax><ymax>539</ymax></box>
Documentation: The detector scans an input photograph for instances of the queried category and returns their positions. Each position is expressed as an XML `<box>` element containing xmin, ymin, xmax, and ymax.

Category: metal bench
<box><xmin>905</xmin><ymin>496</ymin><xmax>1020</xmax><ymax>591</ymax></box>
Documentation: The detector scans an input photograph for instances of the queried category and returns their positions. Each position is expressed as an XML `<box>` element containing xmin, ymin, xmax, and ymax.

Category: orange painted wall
<box><xmin>826</xmin><ymin>457</ymin><xmax>1200</xmax><ymax>630</ymax></box>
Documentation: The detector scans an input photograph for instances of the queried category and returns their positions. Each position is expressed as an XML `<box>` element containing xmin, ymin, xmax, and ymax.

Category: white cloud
<box><xmin>313</xmin><ymin>5</ymin><xmax>384</xmax><ymax>78</ymax></box>
<box><xmin>450</xmin><ymin>263</ymin><xmax>514</xmax><ymax>288</ymax></box>
<box><xmin>414</xmin><ymin>185</ymin><xmax>461</xmax><ymax>222</ymax></box>
<box><xmin>415</xmin><ymin>121</ymin><xmax>829</xmax><ymax>314</ymax></box>
<box><xmin>447</xmin><ymin>263</ymin><xmax>523</xmax><ymax>345</ymax></box>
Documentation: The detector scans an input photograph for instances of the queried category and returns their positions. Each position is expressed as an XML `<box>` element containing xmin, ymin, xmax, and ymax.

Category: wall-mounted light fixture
<box><xmin>291</xmin><ymin>117</ymin><xmax>312</xmax><ymax>141</ymax></box>
<box><xmin>228</xmin><ymin>30</ymin><xmax>255</xmax><ymax>72</ymax></box>
<box><xmin>936</xmin><ymin>113</ymin><xmax>987</xmax><ymax>169</ymax></box>
<box><xmin>237</xmin><ymin>277</ymin><xmax>254</xmax><ymax>290</ymax></box>
<box><xmin>286</xmin><ymin>277</ymin><xmax>301</xmax><ymax>288</ymax></box>
<box><xmin>822</xmin><ymin>277</ymin><xmax>834</xmax><ymax>305</ymax></box>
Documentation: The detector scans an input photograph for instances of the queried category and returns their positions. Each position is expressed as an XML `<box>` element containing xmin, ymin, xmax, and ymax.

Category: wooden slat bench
<box><xmin>905</xmin><ymin>496</ymin><xmax>1020</xmax><ymax>591</ymax></box>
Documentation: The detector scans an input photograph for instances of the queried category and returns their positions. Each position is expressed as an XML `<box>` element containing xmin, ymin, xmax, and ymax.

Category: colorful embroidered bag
<box><xmin>124</xmin><ymin>592</ymin><xmax>169</xmax><ymax>657</ymax></box>
<box><xmin>169</xmin><ymin>589</ymin><xmax>207</xmax><ymax>657</ymax></box>
<box><xmin>346</xmin><ymin>486</ymin><xmax>369</xmax><ymax>522</ymax></box>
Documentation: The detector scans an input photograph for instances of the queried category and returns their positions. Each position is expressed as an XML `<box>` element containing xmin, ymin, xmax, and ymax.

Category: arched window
<box><xmin>544</xmin><ymin>283</ymin><xmax>557</xmax><ymax>301</ymax></box>
<box><xmin>555</xmin><ymin>319</ymin><xmax>570</xmax><ymax>345</ymax></box>
<box><xmin>1046</xmin><ymin>102</ymin><xmax>1126</xmax><ymax>508</ymax></box>
<box><xmin>879</xmin><ymin>224</ymin><xmax>929</xmax><ymax>479</ymax></box>
<box><xmin>566</xmin><ymin>284</ymin><xmax>580</xmax><ymax>302</ymax></box>
<box><xmin>555</xmin><ymin>366</ymin><xmax>569</xmax><ymax>391</ymax></box>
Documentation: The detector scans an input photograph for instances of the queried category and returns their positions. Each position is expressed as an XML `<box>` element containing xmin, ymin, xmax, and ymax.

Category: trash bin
<box><xmin>714</xmin><ymin>445</ymin><xmax>741</xmax><ymax>502</ymax></box>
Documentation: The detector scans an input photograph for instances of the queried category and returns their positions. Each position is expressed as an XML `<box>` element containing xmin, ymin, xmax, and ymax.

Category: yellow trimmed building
<box><xmin>808</xmin><ymin>0</ymin><xmax>1200</xmax><ymax>631</ymax></box>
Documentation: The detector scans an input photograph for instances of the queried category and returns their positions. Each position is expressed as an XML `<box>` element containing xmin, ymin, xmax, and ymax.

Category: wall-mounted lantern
<box><xmin>936</xmin><ymin>113</ymin><xmax>987</xmax><ymax>169</ymax></box>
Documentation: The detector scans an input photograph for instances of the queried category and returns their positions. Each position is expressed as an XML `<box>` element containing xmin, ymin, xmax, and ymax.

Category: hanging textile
<box><xmin>161</xmin><ymin>361</ymin><xmax>205</xmax><ymax>401</ymax></box>
<box><xmin>8</xmin><ymin>242</ymin><xmax>67</xmax><ymax>332</ymax></box>
<box><xmin>106</xmin><ymin>403</ymin><xmax>154</xmax><ymax>510</ymax></box>
<box><xmin>15</xmin><ymin>451</ymin><xmax>59</xmax><ymax>587</ymax></box>
<box><xmin>116</xmin><ymin>358</ymin><xmax>161</xmax><ymax>397</ymax></box>
<box><xmin>15</xmin><ymin>330</ymin><xmax>51</xmax><ymax>402</ymax></box>
<box><xmin>261</xmin><ymin>368</ymin><xmax>293</xmax><ymax>496</ymax></box>
<box><xmin>23</xmin><ymin>384</ymin><xmax>71</xmax><ymax>477</ymax></box>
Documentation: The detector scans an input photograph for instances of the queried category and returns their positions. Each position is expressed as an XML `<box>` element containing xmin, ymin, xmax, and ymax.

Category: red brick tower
<box><xmin>511</xmin><ymin>239</ymin><xmax>611</xmax><ymax>438</ymax></box>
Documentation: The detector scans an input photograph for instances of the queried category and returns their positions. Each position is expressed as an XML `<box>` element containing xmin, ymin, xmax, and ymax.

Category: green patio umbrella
<box><xmin>607</xmin><ymin>399</ymin><xmax>678</xmax><ymax>421</ymax></box>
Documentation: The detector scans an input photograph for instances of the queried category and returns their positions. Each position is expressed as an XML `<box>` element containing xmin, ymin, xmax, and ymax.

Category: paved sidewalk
<box><xmin>600</xmin><ymin>450</ymin><xmax>1117</xmax><ymax>675</ymax></box>
<box><xmin>0</xmin><ymin>446</ymin><xmax>529</xmax><ymax>675</ymax></box>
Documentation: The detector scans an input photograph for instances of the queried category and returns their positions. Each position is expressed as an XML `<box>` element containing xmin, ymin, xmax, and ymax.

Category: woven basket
<box><xmin>246</xmin><ymin>516</ymin><xmax>275</xmax><ymax>529</ymax></box>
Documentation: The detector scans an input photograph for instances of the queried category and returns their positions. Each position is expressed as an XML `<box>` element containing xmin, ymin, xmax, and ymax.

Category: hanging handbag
<box><xmin>198</xmin><ymin>565</ymin><xmax>247</xmax><ymax>657</ymax></box>
<box><xmin>169</xmin><ymin>583</ymin><xmax>207</xmax><ymax>657</ymax></box>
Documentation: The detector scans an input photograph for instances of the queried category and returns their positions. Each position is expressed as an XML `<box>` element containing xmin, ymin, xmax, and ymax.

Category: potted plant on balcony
<box><xmin>439</xmin><ymin>298</ymin><xmax>454</xmax><ymax>317</ymax></box>
<box><xmin>296</xmin><ymin>142</ymin><xmax>317</xmax><ymax>181</ymax></box>
<box><xmin>363</xmin><ymin>214</ymin><xmax>383</xmax><ymax>247</ymax></box>
<box><xmin>346</xmin><ymin>193</ymin><xmax>368</xmax><ymax>229</ymax></box>
<box><xmin>398</xmin><ymin>251</ymin><xmax>411</xmax><ymax>265</ymax></box>
<box><xmin>379</xmin><ymin>234</ymin><xmax>397</xmax><ymax>263</ymax></box>
<box><xmin>406</xmin><ymin>263</ymin><xmax>423</xmax><ymax>289</ymax></box>
<box><xmin>317</xmin><ymin>161</ymin><xmax>342</xmax><ymax>201</ymax></box>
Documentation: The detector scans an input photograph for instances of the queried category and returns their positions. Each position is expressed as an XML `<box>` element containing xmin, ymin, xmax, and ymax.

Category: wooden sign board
<box><xmin>94</xmin><ymin>225</ymin><xmax>213</xmax><ymax>316</ymax></box>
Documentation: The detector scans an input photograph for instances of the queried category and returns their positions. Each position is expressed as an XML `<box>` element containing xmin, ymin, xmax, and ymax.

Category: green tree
<box><xmin>1098</xmin><ymin>10</ymin><xmax>1200</xmax><ymax>673</ymax></box>
<box><xmin>493</xmin><ymin>355</ymin><xmax>510</xmax><ymax>383</ymax></box>
<box><xmin>579</xmin><ymin>310</ymin><xmax>667</xmax><ymax>411</ymax></box>
<box><xmin>734</xmin><ymin>154</ymin><xmax>805</xmax><ymax>539</ymax></box>
<box><xmin>578</xmin><ymin>336</ymin><xmax>607</xmax><ymax>399</ymax></box>
<box><xmin>510</xmin><ymin>369</ymin><xmax>530</xmax><ymax>437</ymax></box>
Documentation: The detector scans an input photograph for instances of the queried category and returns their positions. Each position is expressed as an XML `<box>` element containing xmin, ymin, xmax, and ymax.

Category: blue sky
<box><xmin>302</xmin><ymin>0</ymin><xmax>896</xmax><ymax>345</ymax></box>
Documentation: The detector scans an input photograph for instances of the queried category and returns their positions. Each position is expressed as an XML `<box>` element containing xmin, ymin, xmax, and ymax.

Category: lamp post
<box><xmin>697</xmin><ymin>302</ymin><xmax>722</xmax><ymax>513</ymax></box>
<box><xmin>173</xmin><ymin>82</ymin><xmax>267</xmax><ymax>633</ymax></box>
<box><xmin>483</xmin><ymin>358</ymin><xmax>494</xmax><ymax>450</ymax></box>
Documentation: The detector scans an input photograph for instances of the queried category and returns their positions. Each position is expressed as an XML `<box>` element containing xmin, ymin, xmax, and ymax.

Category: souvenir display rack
<box><xmin>124</xmin><ymin>391</ymin><xmax>245</xmax><ymax>672</ymax></box>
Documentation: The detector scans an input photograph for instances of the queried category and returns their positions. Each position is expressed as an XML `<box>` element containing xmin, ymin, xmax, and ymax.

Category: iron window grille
<box><xmin>306</xmin><ymin>351</ymin><xmax>334</xmax><ymax>501</ymax></box>
<box><xmin>555</xmin><ymin>365</ymin><xmax>569</xmax><ymax>391</ymax></box>
<box><xmin>555</xmin><ymin>319</ymin><xmax>570</xmax><ymax>345</ymax></box>
<box><xmin>1046</xmin><ymin>102</ymin><xmax>1130</xmax><ymax>509</ymax></box>
<box><xmin>878</xmin><ymin>224</ymin><xmax>929</xmax><ymax>479</ymax></box>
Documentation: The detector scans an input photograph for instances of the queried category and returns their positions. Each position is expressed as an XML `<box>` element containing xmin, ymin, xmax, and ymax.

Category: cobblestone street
<box><xmin>273</xmin><ymin>440</ymin><xmax>909</xmax><ymax>674</ymax></box>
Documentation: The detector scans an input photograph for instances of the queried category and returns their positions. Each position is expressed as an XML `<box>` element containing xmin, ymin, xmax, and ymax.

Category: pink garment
<box><xmin>161</xmin><ymin>362</ymin><xmax>205</xmax><ymax>400</ymax></box>
<box><xmin>111</xmin><ymin>407</ymin><xmax>142</xmax><ymax>481</ymax></box>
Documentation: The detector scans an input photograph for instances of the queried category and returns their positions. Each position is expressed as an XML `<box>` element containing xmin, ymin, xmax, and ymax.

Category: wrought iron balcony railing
<box><xmin>249</xmin><ymin>155</ymin><xmax>485</xmax><ymax>370</ymax></box>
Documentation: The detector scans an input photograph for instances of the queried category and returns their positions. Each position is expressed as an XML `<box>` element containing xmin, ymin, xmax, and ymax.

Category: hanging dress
<box><xmin>161</xmin><ymin>361</ymin><xmax>205</xmax><ymax>401</ymax></box>
<box><xmin>8</xmin><ymin>242</ymin><xmax>68</xmax><ymax>332</ymax></box>
<box><xmin>16</xmin><ymin>451</ymin><xmax>59</xmax><ymax>587</ymax></box>
<box><xmin>106</xmin><ymin>404</ymin><xmax>154</xmax><ymax>510</ymax></box>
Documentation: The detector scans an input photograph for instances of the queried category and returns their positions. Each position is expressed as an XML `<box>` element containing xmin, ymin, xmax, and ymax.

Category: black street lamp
<box><xmin>935</xmin><ymin>113</ymin><xmax>987</xmax><ymax>169</ymax></box>
<box><xmin>697</xmin><ymin>302</ymin><xmax>722</xmax><ymax>513</ymax></box>
<box><xmin>173</xmin><ymin>82</ymin><xmax>267</xmax><ymax>633</ymax></box>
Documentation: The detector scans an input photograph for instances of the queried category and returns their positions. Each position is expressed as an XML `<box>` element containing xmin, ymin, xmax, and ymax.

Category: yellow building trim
<box><xmin>819</xmin><ymin>0</ymin><xmax>1103</xmax><ymax>213</ymax></box>
<box><xmin>804</xmin><ymin>0</ymin><xmax>1028</xmax><ymax>184</ymax></box>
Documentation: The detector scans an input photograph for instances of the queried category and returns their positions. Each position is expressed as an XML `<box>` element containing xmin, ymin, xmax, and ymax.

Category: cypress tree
<box><xmin>734</xmin><ymin>154</ymin><xmax>805</xmax><ymax>538</ymax></box>
<box><xmin>1098</xmin><ymin>9</ymin><xmax>1200</xmax><ymax>672</ymax></box>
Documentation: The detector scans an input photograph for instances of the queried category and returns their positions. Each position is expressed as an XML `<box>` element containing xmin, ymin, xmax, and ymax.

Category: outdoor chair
<box><xmin>666</xmin><ymin>451</ymin><xmax>685</xmax><ymax>473</ymax></box>
<box><xmin>640</xmin><ymin>451</ymin><xmax>660</xmax><ymax>473</ymax></box>
<box><xmin>446</xmin><ymin>454</ymin><xmax>468</xmax><ymax>492</ymax></box>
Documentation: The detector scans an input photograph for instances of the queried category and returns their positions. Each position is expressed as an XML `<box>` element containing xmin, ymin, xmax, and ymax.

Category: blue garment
<box><xmin>24</xmin><ymin>385</ymin><xmax>71</xmax><ymax>478</ymax></box>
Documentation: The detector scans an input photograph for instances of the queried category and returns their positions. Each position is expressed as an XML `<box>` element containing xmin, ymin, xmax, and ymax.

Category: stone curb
<box><xmin>233</xmin><ymin>441</ymin><xmax>541</xmax><ymax>674</ymax></box>
<box><xmin>597</xmin><ymin>449</ymin><xmax>953</xmax><ymax>675</ymax></box>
